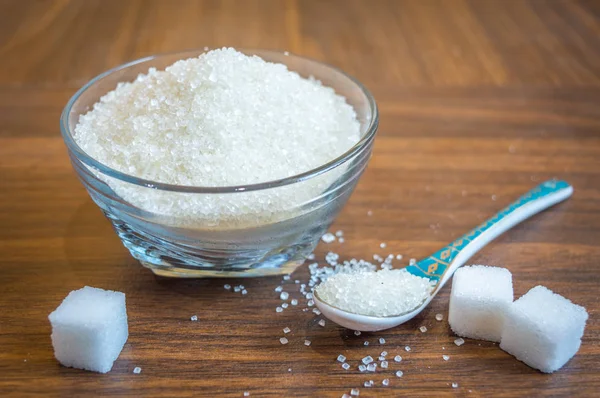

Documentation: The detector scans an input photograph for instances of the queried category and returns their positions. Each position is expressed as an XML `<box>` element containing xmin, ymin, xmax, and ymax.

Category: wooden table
<box><xmin>1</xmin><ymin>1</ymin><xmax>599</xmax><ymax>396</ymax></box>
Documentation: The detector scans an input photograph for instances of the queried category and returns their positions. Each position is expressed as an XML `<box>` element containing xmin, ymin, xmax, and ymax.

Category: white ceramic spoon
<box><xmin>314</xmin><ymin>180</ymin><xmax>573</xmax><ymax>331</ymax></box>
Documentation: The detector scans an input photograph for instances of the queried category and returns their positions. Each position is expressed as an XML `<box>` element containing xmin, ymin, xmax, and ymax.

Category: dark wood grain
<box><xmin>1</xmin><ymin>0</ymin><xmax>600</xmax><ymax>397</ymax></box>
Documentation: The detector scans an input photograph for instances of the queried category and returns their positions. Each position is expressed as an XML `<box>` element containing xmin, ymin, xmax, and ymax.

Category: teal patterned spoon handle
<box><xmin>407</xmin><ymin>180</ymin><xmax>573</xmax><ymax>290</ymax></box>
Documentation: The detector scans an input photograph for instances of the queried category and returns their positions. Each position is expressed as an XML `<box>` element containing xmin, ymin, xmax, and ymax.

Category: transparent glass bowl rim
<box><xmin>60</xmin><ymin>48</ymin><xmax>379</xmax><ymax>194</ymax></box>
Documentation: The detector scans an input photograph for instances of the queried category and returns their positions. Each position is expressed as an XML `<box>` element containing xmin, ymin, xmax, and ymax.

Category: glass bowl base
<box><xmin>106</xmin><ymin>211</ymin><xmax>319</xmax><ymax>278</ymax></box>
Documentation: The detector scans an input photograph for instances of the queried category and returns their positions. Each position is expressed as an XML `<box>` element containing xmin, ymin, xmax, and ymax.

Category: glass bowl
<box><xmin>60</xmin><ymin>49</ymin><xmax>378</xmax><ymax>278</ymax></box>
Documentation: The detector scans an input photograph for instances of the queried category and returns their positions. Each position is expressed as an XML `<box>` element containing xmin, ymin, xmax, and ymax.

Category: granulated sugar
<box><xmin>74</xmin><ymin>48</ymin><xmax>360</xmax><ymax>227</ymax></box>
<box><xmin>315</xmin><ymin>269</ymin><xmax>434</xmax><ymax>317</ymax></box>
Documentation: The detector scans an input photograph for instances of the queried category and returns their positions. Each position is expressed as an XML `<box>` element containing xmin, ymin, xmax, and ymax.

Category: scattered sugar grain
<box><xmin>381</xmin><ymin>351</ymin><xmax>387</xmax><ymax>356</ymax></box>
<box><xmin>443</xmin><ymin>355</ymin><xmax>450</xmax><ymax>361</ymax></box>
<box><xmin>312</xmin><ymin>308</ymin><xmax>321</xmax><ymax>315</ymax></box>
<box><xmin>405</xmin><ymin>346</ymin><xmax>411</xmax><ymax>352</ymax></box>
<box><xmin>337</xmin><ymin>354</ymin><xmax>346</xmax><ymax>363</ymax></box>
<box><xmin>279</xmin><ymin>337</ymin><xmax>289</xmax><ymax>345</ymax></box>
<box><xmin>354</xmin><ymin>331</ymin><xmax>361</xmax><ymax>336</ymax></box>
<box><xmin>382</xmin><ymin>379</ymin><xmax>390</xmax><ymax>386</ymax></box>
<box><xmin>281</xmin><ymin>303</ymin><xmax>289</xmax><ymax>309</ymax></box>
<box><xmin>358</xmin><ymin>364</ymin><xmax>367</xmax><ymax>372</ymax></box>
<box><xmin>283</xmin><ymin>275</ymin><xmax>291</xmax><ymax>281</ymax></box>
<box><xmin>274</xmin><ymin>286</ymin><xmax>283</xmax><ymax>293</ymax></box>
<box><xmin>363</xmin><ymin>341</ymin><xmax>369</xmax><ymax>346</ymax></box>
<box><xmin>381</xmin><ymin>360</ymin><xmax>388</xmax><ymax>369</ymax></box>
<box><xmin>379</xmin><ymin>337</ymin><xmax>386</xmax><ymax>344</ymax></box>
<box><xmin>419</xmin><ymin>326</ymin><xmax>427</xmax><ymax>333</ymax></box>
<box><xmin>224</xmin><ymin>284</ymin><xmax>231</xmax><ymax>290</ymax></box>
<box><xmin>396</xmin><ymin>370</ymin><xmax>403</xmax><ymax>378</ymax></box>
<box><xmin>454</xmin><ymin>338</ymin><xmax>465</xmax><ymax>346</ymax></box>
<box><xmin>190</xmin><ymin>315</ymin><xmax>198</xmax><ymax>321</ymax></box>
<box><xmin>322</xmin><ymin>233</ymin><xmax>336</xmax><ymax>243</ymax></box>
<box><xmin>342</xmin><ymin>362</ymin><xmax>351</xmax><ymax>370</ymax></box>
<box><xmin>304</xmin><ymin>340</ymin><xmax>311</xmax><ymax>346</ymax></box>
<box><xmin>318</xmin><ymin>319</ymin><xmax>326</xmax><ymax>327</ymax></box>
<box><xmin>276</xmin><ymin>307</ymin><xmax>283</xmax><ymax>313</ymax></box>
<box><xmin>241</xmin><ymin>289</ymin><xmax>248</xmax><ymax>295</ymax></box>
<box><xmin>280</xmin><ymin>292</ymin><xmax>289</xmax><ymax>300</ymax></box>
<box><xmin>291</xmin><ymin>299</ymin><xmax>298</xmax><ymax>306</ymax></box>
<box><xmin>452</xmin><ymin>382</ymin><xmax>459</xmax><ymax>388</ymax></box>
<box><xmin>350</xmin><ymin>388</ymin><xmax>360</xmax><ymax>396</ymax></box>
<box><xmin>283</xmin><ymin>327</ymin><xmax>291</xmax><ymax>334</ymax></box>
<box><xmin>366</xmin><ymin>363</ymin><xmax>377</xmax><ymax>372</ymax></box>
<box><xmin>133</xmin><ymin>367</ymin><xmax>142</xmax><ymax>374</ymax></box>
<box><xmin>339</xmin><ymin>238</ymin><xmax>345</xmax><ymax>243</ymax></box>
<box><xmin>244</xmin><ymin>392</ymin><xmax>250</xmax><ymax>397</ymax></box>
<box><xmin>380</xmin><ymin>242</ymin><xmax>387</xmax><ymax>249</ymax></box>
<box><xmin>362</xmin><ymin>356</ymin><xmax>374</xmax><ymax>365</ymax></box>
<box><xmin>325</xmin><ymin>252</ymin><xmax>340</xmax><ymax>265</ymax></box>
<box><xmin>435</xmin><ymin>313</ymin><xmax>444</xmax><ymax>321</ymax></box>
<box><xmin>394</xmin><ymin>355</ymin><xmax>402</xmax><ymax>362</ymax></box>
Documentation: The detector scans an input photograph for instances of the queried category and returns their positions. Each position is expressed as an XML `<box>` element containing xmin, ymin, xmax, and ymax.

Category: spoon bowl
<box><xmin>314</xmin><ymin>180</ymin><xmax>573</xmax><ymax>331</ymax></box>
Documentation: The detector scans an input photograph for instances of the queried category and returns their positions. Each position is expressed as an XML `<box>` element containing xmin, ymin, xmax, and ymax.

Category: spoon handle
<box><xmin>407</xmin><ymin>180</ymin><xmax>573</xmax><ymax>288</ymax></box>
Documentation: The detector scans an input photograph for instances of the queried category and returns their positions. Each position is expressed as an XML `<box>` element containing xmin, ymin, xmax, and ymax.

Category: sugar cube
<box><xmin>449</xmin><ymin>265</ymin><xmax>513</xmax><ymax>342</ymax></box>
<box><xmin>499</xmin><ymin>285</ymin><xmax>588</xmax><ymax>373</ymax></box>
<box><xmin>48</xmin><ymin>286</ymin><xmax>128</xmax><ymax>373</ymax></box>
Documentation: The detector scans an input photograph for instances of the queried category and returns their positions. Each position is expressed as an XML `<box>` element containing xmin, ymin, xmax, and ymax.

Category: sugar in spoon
<box><xmin>314</xmin><ymin>180</ymin><xmax>573</xmax><ymax>332</ymax></box>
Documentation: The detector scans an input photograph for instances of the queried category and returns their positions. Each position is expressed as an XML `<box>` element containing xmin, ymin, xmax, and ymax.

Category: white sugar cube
<box><xmin>449</xmin><ymin>265</ymin><xmax>513</xmax><ymax>342</ymax></box>
<box><xmin>500</xmin><ymin>285</ymin><xmax>588</xmax><ymax>373</ymax></box>
<box><xmin>48</xmin><ymin>286</ymin><xmax>128</xmax><ymax>373</ymax></box>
